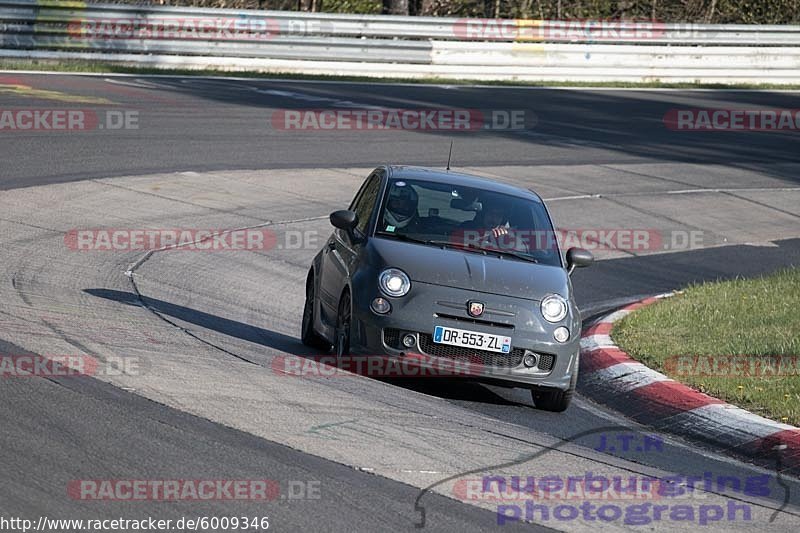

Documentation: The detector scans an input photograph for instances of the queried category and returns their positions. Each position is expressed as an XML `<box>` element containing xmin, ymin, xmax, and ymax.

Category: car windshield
<box><xmin>374</xmin><ymin>177</ymin><xmax>561</xmax><ymax>267</ymax></box>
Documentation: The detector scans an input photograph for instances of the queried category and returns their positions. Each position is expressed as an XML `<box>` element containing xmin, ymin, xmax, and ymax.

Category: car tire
<box><xmin>335</xmin><ymin>290</ymin><xmax>352</xmax><ymax>357</ymax></box>
<box><xmin>301</xmin><ymin>272</ymin><xmax>331</xmax><ymax>351</ymax></box>
<box><xmin>531</xmin><ymin>355</ymin><xmax>578</xmax><ymax>412</ymax></box>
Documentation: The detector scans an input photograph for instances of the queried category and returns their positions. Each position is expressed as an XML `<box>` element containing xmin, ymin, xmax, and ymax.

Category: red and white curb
<box><xmin>579</xmin><ymin>294</ymin><xmax>800</xmax><ymax>473</ymax></box>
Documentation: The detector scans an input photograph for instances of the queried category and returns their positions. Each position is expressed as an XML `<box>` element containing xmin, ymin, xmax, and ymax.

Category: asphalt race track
<box><xmin>1</xmin><ymin>73</ymin><xmax>800</xmax><ymax>532</ymax></box>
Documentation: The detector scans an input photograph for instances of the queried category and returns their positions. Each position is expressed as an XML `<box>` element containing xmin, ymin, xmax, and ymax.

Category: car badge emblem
<box><xmin>468</xmin><ymin>301</ymin><xmax>485</xmax><ymax>317</ymax></box>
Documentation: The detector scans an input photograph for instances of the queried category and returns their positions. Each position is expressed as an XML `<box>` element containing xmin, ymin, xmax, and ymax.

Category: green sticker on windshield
<box><xmin>386</xmin><ymin>225</ymin><xmax>396</xmax><ymax>232</ymax></box>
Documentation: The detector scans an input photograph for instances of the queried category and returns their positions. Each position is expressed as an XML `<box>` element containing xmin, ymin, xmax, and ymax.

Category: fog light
<box><xmin>402</xmin><ymin>334</ymin><xmax>416</xmax><ymax>348</ymax></box>
<box><xmin>370</xmin><ymin>297</ymin><xmax>391</xmax><ymax>315</ymax></box>
<box><xmin>523</xmin><ymin>351</ymin><xmax>538</xmax><ymax>368</ymax></box>
<box><xmin>554</xmin><ymin>327</ymin><xmax>570</xmax><ymax>343</ymax></box>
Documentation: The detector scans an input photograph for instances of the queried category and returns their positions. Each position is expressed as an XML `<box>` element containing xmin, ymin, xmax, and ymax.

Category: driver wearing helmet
<box><xmin>383</xmin><ymin>183</ymin><xmax>421</xmax><ymax>233</ymax></box>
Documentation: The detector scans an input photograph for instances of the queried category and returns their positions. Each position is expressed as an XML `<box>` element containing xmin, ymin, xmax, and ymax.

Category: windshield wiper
<box><xmin>466</xmin><ymin>245</ymin><xmax>539</xmax><ymax>263</ymax></box>
<box><xmin>375</xmin><ymin>232</ymin><xmax>459</xmax><ymax>249</ymax></box>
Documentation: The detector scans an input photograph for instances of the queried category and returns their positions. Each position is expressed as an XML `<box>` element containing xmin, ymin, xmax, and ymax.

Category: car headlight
<box><xmin>541</xmin><ymin>294</ymin><xmax>568</xmax><ymax>323</ymax></box>
<box><xmin>379</xmin><ymin>268</ymin><xmax>411</xmax><ymax>297</ymax></box>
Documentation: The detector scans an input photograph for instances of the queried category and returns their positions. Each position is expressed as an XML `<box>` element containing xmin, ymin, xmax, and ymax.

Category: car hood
<box><xmin>368</xmin><ymin>238</ymin><xmax>568</xmax><ymax>301</ymax></box>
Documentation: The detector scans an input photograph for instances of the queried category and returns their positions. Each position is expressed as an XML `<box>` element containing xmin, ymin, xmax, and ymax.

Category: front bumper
<box><xmin>349</xmin><ymin>279</ymin><xmax>580</xmax><ymax>391</ymax></box>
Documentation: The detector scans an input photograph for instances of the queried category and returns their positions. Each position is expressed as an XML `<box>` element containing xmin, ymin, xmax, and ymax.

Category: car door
<box><xmin>318</xmin><ymin>170</ymin><xmax>383</xmax><ymax>326</ymax></box>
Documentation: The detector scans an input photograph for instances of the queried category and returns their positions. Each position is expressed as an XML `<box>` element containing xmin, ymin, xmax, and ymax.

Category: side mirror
<box><xmin>566</xmin><ymin>247</ymin><xmax>593</xmax><ymax>275</ymax></box>
<box><xmin>330</xmin><ymin>210</ymin><xmax>363</xmax><ymax>243</ymax></box>
<box><xmin>330</xmin><ymin>210</ymin><xmax>358</xmax><ymax>230</ymax></box>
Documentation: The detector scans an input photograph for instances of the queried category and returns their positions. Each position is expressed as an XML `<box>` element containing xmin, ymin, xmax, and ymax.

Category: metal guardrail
<box><xmin>1</xmin><ymin>0</ymin><xmax>800</xmax><ymax>83</ymax></box>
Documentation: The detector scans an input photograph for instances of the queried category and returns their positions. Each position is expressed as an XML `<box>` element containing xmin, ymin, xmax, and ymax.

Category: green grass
<box><xmin>613</xmin><ymin>268</ymin><xmax>800</xmax><ymax>425</ymax></box>
<box><xmin>3</xmin><ymin>59</ymin><xmax>800</xmax><ymax>89</ymax></box>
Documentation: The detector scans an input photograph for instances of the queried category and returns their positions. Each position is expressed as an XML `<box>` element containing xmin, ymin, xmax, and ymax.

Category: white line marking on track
<box><xmin>545</xmin><ymin>187</ymin><xmax>800</xmax><ymax>202</ymax></box>
<box><xmin>103</xmin><ymin>77</ymin><xmax>162</xmax><ymax>90</ymax></box>
<box><xmin>7</xmin><ymin>70</ymin><xmax>800</xmax><ymax>92</ymax></box>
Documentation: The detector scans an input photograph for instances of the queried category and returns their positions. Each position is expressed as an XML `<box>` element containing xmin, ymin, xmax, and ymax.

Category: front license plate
<box><xmin>433</xmin><ymin>326</ymin><xmax>511</xmax><ymax>353</ymax></box>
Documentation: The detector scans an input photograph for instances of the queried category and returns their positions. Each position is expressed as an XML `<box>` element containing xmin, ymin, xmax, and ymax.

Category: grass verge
<box><xmin>2</xmin><ymin>60</ymin><xmax>800</xmax><ymax>89</ymax></box>
<box><xmin>613</xmin><ymin>268</ymin><xmax>800</xmax><ymax>425</ymax></box>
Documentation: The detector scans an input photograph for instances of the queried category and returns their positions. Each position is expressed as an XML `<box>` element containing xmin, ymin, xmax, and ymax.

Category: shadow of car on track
<box><xmin>377</xmin><ymin>377</ymin><xmax>525</xmax><ymax>406</ymax></box>
<box><xmin>84</xmin><ymin>288</ymin><xmax>309</xmax><ymax>356</ymax></box>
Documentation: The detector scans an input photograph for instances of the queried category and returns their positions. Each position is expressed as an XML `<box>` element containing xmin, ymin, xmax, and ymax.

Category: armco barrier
<box><xmin>1</xmin><ymin>1</ymin><xmax>799</xmax><ymax>83</ymax></box>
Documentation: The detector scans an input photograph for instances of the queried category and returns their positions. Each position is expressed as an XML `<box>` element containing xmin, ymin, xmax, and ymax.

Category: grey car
<box><xmin>301</xmin><ymin>165</ymin><xmax>593</xmax><ymax>411</ymax></box>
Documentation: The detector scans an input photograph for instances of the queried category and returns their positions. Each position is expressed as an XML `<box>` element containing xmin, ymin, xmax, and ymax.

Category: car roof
<box><xmin>384</xmin><ymin>165</ymin><xmax>543</xmax><ymax>203</ymax></box>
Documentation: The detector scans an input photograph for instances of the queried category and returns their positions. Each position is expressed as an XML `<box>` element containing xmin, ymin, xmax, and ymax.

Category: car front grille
<box><xmin>433</xmin><ymin>313</ymin><xmax>514</xmax><ymax>330</ymax></box>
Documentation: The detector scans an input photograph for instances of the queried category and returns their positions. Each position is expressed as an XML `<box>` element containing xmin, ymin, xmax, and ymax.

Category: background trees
<box><xmin>135</xmin><ymin>1</ymin><xmax>800</xmax><ymax>24</ymax></box>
